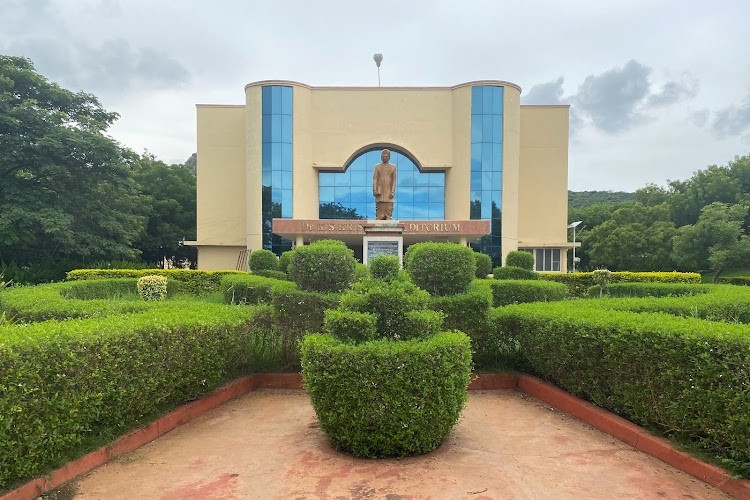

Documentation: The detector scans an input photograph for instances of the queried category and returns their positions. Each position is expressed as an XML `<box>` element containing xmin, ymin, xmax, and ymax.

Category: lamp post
<box><xmin>567</xmin><ymin>221</ymin><xmax>583</xmax><ymax>273</ymax></box>
<box><xmin>373</xmin><ymin>53</ymin><xmax>383</xmax><ymax>86</ymax></box>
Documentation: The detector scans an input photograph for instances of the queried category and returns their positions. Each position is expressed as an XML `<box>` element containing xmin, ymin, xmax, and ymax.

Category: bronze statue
<box><xmin>372</xmin><ymin>149</ymin><xmax>397</xmax><ymax>220</ymax></box>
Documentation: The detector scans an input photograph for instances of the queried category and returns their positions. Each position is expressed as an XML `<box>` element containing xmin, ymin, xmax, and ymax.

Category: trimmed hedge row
<box><xmin>301</xmin><ymin>331</ymin><xmax>472</xmax><ymax>458</ymax></box>
<box><xmin>492</xmin><ymin>266</ymin><xmax>538</xmax><ymax>280</ymax></box>
<box><xmin>492</xmin><ymin>301</ymin><xmax>750</xmax><ymax>474</ymax></box>
<box><xmin>541</xmin><ymin>271</ymin><xmax>702</xmax><ymax>297</ymax></box>
<box><xmin>220</xmin><ymin>274</ymin><xmax>297</xmax><ymax>305</ymax></box>
<box><xmin>717</xmin><ymin>276</ymin><xmax>750</xmax><ymax>286</ymax></box>
<box><xmin>0</xmin><ymin>301</ymin><xmax>259</xmax><ymax>489</ymax></box>
<box><xmin>589</xmin><ymin>282</ymin><xmax>712</xmax><ymax>298</ymax></box>
<box><xmin>66</xmin><ymin>269</ymin><xmax>246</xmax><ymax>295</ymax></box>
<box><xmin>488</xmin><ymin>279</ymin><xmax>567</xmax><ymax>307</ymax></box>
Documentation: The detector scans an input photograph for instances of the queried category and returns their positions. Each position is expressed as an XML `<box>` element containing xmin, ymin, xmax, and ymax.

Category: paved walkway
<box><xmin>54</xmin><ymin>390</ymin><xmax>730</xmax><ymax>499</ymax></box>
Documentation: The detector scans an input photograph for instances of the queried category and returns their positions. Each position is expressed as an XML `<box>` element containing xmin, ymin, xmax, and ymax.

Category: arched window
<box><xmin>318</xmin><ymin>148</ymin><xmax>445</xmax><ymax>220</ymax></box>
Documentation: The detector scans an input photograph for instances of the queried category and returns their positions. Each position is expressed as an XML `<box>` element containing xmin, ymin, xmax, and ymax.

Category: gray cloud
<box><xmin>711</xmin><ymin>95</ymin><xmax>750</xmax><ymax>138</ymax></box>
<box><xmin>647</xmin><ymin>77</ymin><xmax>698</xmax><ymax>107</ymax></box>
<box><xmin>689</xmin><ymin>109</ymin><xmax>710</xmax><ymax>128</ymax></box>
<box><xmin>523</xmin><ymin>77</ymin><xmax>566</xmax><ymax>105</ymax></box>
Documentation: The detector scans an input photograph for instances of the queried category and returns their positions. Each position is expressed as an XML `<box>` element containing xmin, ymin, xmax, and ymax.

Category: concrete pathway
<box><xmin>55</xmin><ymin>390</ymin><xmax>730</xmax><ymax>499</ymax></box>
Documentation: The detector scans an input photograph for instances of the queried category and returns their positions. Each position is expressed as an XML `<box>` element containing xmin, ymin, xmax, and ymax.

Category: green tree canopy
<box><xmin>0</xmin><ymin>56</ymin><xmax>147</xmax><ymax>264</ymax></box>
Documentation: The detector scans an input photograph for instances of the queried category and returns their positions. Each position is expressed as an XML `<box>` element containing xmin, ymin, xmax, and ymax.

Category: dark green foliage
<box><xmin>67</xmin><ymin>269</ymin><xmax>246</xmax><ymax>295</ymax></box>
<box><xmin>278</xmin><ymin>251</ymin><xmax>294</xmax><ymax>273</ymax></box>
<box><xmin>288</xmin><ymin>240</ymin><xmax>356</xmax><ymax>293</ymax></box>
<box><xmin>404</xmin><ymin>242</ymin><xmax>476</xmax><ymax>296</ymax></box>
<box><xmin>353</xmin><ymin>263</ymin><xmax>371</xmax><ymax>282</ymax></box>
<box><xmin>505</xmin><ymin>250</ymin><xmax>534</xmax><ymax>270</ymax></box>
<box><xmin>488</xmin><ymin>280</ymin><xmax>567</xmax><ymax>307</ymax></box>
<box><xmin>301</xmin><ymin>331</ymin><xmax>472</xmax><ymax>458</ymax></box>
<box><xmin>429</xmin><ymin>284</ymin><xmax>492</xmax><ymax>334</ymax></box>
<box><xmin>324</xmin><ymin>310</ymin><xmax>378</xmax><ymax>343</ymax></box>
<box><xmin>717</xmin><ymin>276</ymin><xmax>750</xmax><ymax>286</ymax></box>
<box><xmin>492</xmin><ymin>301</ymin><xmax>750</xmax><ymax>475</ymax></box>
<box><xmin>589</xmin><ymin>282</ymin><xmax>711</xmax><ymax>298</ymax></box>
<box><xmin>473</xmin><ymin>252</ymin><xmax>493</xmax><ymax>279</ymax></box>
<box><xmin>248</xmin><ymin>249</ymin><xmax>279</xmax><ymax>272</ymax></box>
<box><xmin>369</xmin><ymin>255</ymin><xmax>400</xmax><ymax>281</ymax></box>
<box><xmin>0</xmin><ymin>299</ymin><xmax>257</xmax><ymax>489</ymax></box>
<box><xmin>568</xmin><ymin>190</ymin><xmax>636</xmax><ymax>208</ymax></box>
<box><xmin>252</xmin><ymin>269</ymin><xmax>288</xmax><ymax>280</ymax></box>
<box><xmin>493</xmin><ymin>266</ymin><xmax>539</xmax><ymax>280</ymax></box>
<box><xmin>339</xmin><ymin>279</ymin><xmax>437</xmax><ymax>340</ymax></box>
<box><xmin>540</xmin><ymin>271</ymin><xmax>702</xmax><ymax>298</ymax></box>
<box><xmin>220</xmin><ymin>274</ymin><xmax>296</xmax><ymax>305</ymax></box>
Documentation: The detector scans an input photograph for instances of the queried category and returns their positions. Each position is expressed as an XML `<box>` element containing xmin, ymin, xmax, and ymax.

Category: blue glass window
<box><xmin>470</xmin><ymin>85</ymin><xmax>503</xmax><ymax>266</ymax></box>
<box><xmin>318</xmin><ymin>148</ymin><xmax>445</xmax><ymax>220</ymax></box>
<box><xmin>262</xmin><ymin>85</ymin><xmax>293</xmax><ymax>254</ymax></box>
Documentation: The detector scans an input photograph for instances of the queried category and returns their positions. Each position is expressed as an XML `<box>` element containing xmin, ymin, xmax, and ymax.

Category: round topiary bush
<box><xmin>369</xmin><ymin>255</ymin><xmax>400</xmax><ymax>281</ymax></box>
<box><xmin>278</xmin><ymin>250</ymin><xmax>294</xmax><ymax>274</ymax></box>
<box><xmin>248</xmin><ymin>249</ymin><xmax>279</xmax><ymax>272</ymax></box>
<box><xmin>493</xmin><ymin>266</ymin><xmax>539</xmax><ymax>280</ymax></box>
<box><xmin>137</xmin><ymin>275</ymin><xmax>168</xmax><ymax>301</ymax></box>
<box><xmin>404</xmin><ymin>242</ymin><xmax>476</xmax><ymax>296</ymax></box>
<box><xmin>302</xmin><ymin>331</ymin><xmax>471</xmax><ymax>458</ymax></box>
<box><xmin>288</xmin><ymin>240</ymin><xmax>356</xmax><ymax>293</ymax></box>
<box><xmin>473</xmin><ymin>252</ymin><xmax>492</xmax><ymax>279</ymax></box>
<box><xmin>505</xmin><ymin>250</ymin><xmax>534</xmax><ymax>270</ymax></box>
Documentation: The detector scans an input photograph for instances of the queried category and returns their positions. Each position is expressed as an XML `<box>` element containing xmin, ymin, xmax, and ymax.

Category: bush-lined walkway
<box><xmin>51</xmin><ymin>390</ymin><xmax>730</xmax><ymax>500</ymax></box>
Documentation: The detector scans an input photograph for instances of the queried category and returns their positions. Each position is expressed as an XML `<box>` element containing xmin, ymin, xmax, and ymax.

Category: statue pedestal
<box><xmin>362</xmin><ymin>221</ymin><xmax>404</xmax><ymax>266</ymax></box>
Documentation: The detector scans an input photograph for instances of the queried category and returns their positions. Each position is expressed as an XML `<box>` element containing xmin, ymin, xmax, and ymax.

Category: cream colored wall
<box><xmin>245</xmin><ymin>87</ymin><xmax>263</xmax><ymax>250</ymax></box>
<box><xmin>195</xmin><ymin>246</ymin><xmax>247</xmax><ymax>270</ymax></box>
<box><xmin>291</xmin><ymin>85</ymin><xmax>317</xmax><ymax>219</ymax></box>
<box><xmin>501</xmin><ymin>86</ymin><xmax>522</xmax><ymax>263</ymax></box>
<box><xmin>517</xmin><ymin>106</ymin><xmax>570</xmax><ymax>247</ymax></box>
<box><xmin>195</xmin><ymin>105</ymin><xmax>246</xmax><ymax>248</ymax></box>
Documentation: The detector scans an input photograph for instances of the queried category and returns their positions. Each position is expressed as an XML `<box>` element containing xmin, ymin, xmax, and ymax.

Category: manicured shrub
<box><xmin>488</xmin><ymin>280</ymin><xmax>567</xmax><ymax>307</ymax></box>
<box><xmin>429</xmin><ymin>284</ymin><xmax>492</xmax><ymax>335</ymax></box>
<box><xmin>288</xmin><ymin>240</ymin><xmax>357</xmax><ymax>293</ymax></box>
<box><xmin>353</xmin><ymin>263</ymin><xmax>371</xmax><ymax>283</ymax></box>
<box><xmin>717</xmin><ymin>276</ymin><xmax>750</xmax><ymax>286</ymax></box>
<box><xmin>252</xmin><ymin>269</ymin><xmax>288</xmax><ymax>280</ymax></box>
<box><xmin>369</xmin><ymin>255</ymin><xmax>400</xmax><ymax>281</ymax></box>
<box><xmin>473</xmin><ymin>252</ymin><xmax>493</xmax><ymax>279</ymax></box>
<box><xmin>592</xmin><ymin>268</ymin><xmax>611</xmax><ymax>297</ymax></box>
<box><xmin>278</xmin><ymin>250</ymin><xmax>294</xmax><ymax>274</ymax></box>
<box><xmin>404</xmin><ymin>242</ymin><xmax>476</xmax><ymax>296</ymax></box>
<box><xmin>220</xmin><ymin>274</ymin><xmax>296</xmax><ymax>305</ymax></box>
<box><xmin>0</xmin><ymin>301</ymin><xmax>257</xmax><ymax>489</ymax></box>
<box><xmin>589</xmin><ymin>282</ymin><xmax>710</xmax><ymax>298</ymax></box>
<box><xmin>492</xmin><ymin>301</ymin><xmax>750</xmax><ymax>475</ymax></box>
<box><xmin>248</xmin><ymin>249</ymin><xmax>279</xmax><ymax>272</ymax></box>
<box><xmin>493</xmin><ymin>266</ymin><xmax>539</xmax><ymax>280</ymax></box>
<box><xmin>137</xmin><ymin>275</ymin><xmax>168</xmax><ymax>301</ymax></box>
<box><xmin>324</xmin><ymin>310</ymin><xmax>378</xmax><ymax>343</ymax></box>
<box><xmin>301</xmin><ymin>331</ymin><xmax>472</xmax><ymax>458</ymax></box>
<box><xmin>540</xmin><ymin>271</ymin><xmax>702</xmax><ymax>298</ymax></box>
<box><xmin>505</xmin><ymin>250</ymin><xmax>534</xmax><ymax>270</ymax></box>
<box><xmin>271</xmin><ymin>289</ymin><xmax>340</xmax><ymax>335</ymax></box>
<box><xmin>66</xmin><ymin>269</ymin><xmax>246</xmax><ymax>295</ymax></box>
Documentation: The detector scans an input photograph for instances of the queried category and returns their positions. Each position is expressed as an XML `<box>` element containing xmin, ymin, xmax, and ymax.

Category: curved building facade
<box><xmin>189</xmin><ymin>80</ymin><xmax>572</xmax><ymax>271</ymax></box>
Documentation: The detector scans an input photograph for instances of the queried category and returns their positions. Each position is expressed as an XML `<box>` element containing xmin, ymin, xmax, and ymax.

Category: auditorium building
<box><xmin>187</xmin><ymin>80</ymin><xmax>573</xmax><ymax>271</ymax></box>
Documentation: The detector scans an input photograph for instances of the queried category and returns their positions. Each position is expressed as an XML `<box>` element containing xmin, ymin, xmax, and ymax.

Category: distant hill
<box><xmin>184</xmin><ymin>153</ymin><xmax>197</xmax><ymax>175</ymax></box>
<box><xmin>568</xmin><ymin>190</ymin><xmax>635</xmax><ymax>208</ymax></box>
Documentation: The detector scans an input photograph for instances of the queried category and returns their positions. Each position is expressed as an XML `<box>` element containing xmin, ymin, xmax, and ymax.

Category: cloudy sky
<box><xmin>2</xmin><ymin>0</ymin><xmax>749</xmax><ymax>191</ymax></box>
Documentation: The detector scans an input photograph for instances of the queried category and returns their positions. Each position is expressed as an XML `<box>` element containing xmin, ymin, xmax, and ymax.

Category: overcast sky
<box><xmin>2</xmin><ymin>0</ymin><xmax>749</xmax><ymax>191</ymax></box>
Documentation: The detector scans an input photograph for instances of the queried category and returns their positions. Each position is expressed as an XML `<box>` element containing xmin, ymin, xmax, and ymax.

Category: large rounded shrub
<box><xmin>248</xmin><ymin>249</ymin><xmax>279</xmax><ymax>272</ymax></box>
<box><xmin>288</xmin><ymin>240</ymin><xmax>356</xmax><ymax>293</ymax></box>
<box><xmin>404</xmin><ymin>242</ymin><xmax>476</xmax><ymax>296</ymax></box>
<box><xmin>505</xmin><ymin>250</ymin><xmax>534</xmax><ymax>270</ymax></box>
<box><xmin>278</xmin><ymin>250</ymin><xmax>294</xmax><ymax>274</ymax></box>
<box><xmin>302</xmin><ymin>331</ymin><xmax>471</xmax><ymax>458</ymax></box>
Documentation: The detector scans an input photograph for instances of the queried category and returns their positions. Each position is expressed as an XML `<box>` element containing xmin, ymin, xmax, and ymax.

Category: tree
<box><xmin>585</xmin><ymin>203</ymin><xmax>677</xmax><ymax>271</ymax></box>
<box><xmin>319</xmin><ymin>202</ymin><xmax>365</xmax><ymax>219</ymax></box>
<box><xmin>671</xmin><ymin>202</ymin><xmax>750</xmax><ymax>281</ymax></box>
<box><xmin>568</xmin><ymin>201</ymin><xmax>639</xmax><ymax>270</ymax></box>
<box><xmin>130</xmin><ymin>151</ymin><xmax>197</xmax><ymax>266</ymax></box>
<box><xmin>0</xmin><ymin>56</ymin><xmax>146</xmax><ymax>264</ymax></box>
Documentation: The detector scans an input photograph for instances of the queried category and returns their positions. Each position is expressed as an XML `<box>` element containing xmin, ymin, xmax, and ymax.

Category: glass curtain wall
<box><xmin>470</xmin><ymin>86</ymin><xmax>503</xmax><ymax>266</ymax></box>
<box><xmin>261</xmin><ymin>85</ymin><xmax>293</xmax><ymax>254</ymax></box>
<box><xmin>319</xmin><ymin>148</ymin><xmax>445</xmax><ymax>220</ymax></box>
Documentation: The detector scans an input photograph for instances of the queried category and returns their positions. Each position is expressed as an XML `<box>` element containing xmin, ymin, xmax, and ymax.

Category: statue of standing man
<box><xmin>372</xmin><ymin>149</ymin><xmax>397</xmax><ymax>220</ymax></box>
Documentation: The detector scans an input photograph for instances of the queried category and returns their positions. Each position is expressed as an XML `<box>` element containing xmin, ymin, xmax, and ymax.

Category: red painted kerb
<box><xmin>2</xmin><ymin>373</ymin><xmax>749</xmax><ymax>500</ymax></box>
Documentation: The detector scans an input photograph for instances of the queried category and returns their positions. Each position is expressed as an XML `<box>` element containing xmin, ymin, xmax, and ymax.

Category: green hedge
<box><xmin>252</xmin><ymin>269</ymin><xmax>288</xmax><ymax>281</ymax></box>
<box><xmin>248</xmin><ymin>249</ymin><xmax>279</xmax><ymax>272</ymax></box>
<box><xmin>405</xmin><ymin>242</ymin><xmax>476</xmax><ymax>296</ymax></box>
<box><xmin>488</xmin><ymin>280</ymin><xmax>567</xmax><ymax>307</ymax></box>
<box><xmin>288</xmin><ymin>240</ymin><xmax>356</xmax><ymax>293</ymax></box>
<box><xmin>221</xmin><ymin>274</ymin><xmax>297</xmax><ymax>305</ymax></box>
<box><xmin>717</xmin><ymin>276</ymin><xmax>750</xmax><ymax>286</ymax></box>
<box><xmin>492</xmin><ymin>301</ymin><xmax>750</xmax><ymax>474</ymax></box>
<box><xmin>588</xmin><ymin>282</ymin><xmax>711</xmax><ymax>298</ymax></box>
<box><xmin>369</xmin><ymin>255</ymin><xmax>400</xmax><ymax>281</ymax></box>
<box><xmin>473</xmin><ymin>252</ymin><xmax>493</xmax><ymax>279</ymax></box>
<box><xmin>301</xmin><ymin>331</ymin><xmax>472</xmax><ymax>458</ymax></box>
<box><xmin>505</xmin><ymin>250</ymin><xmax>534</xmax><ymax>270</ymax></box>
<box><xmin>66</xmin><ymin>269</ymin><xmax>246</xmax><ymax>295</ymax></box>
<box><xmin>492</xmin><ymin>266</ymin><xmax>539</xmax><ymax>280</ymax></box>
<box><xmin>0</xmin><ymin>301</ymin><xmax>259</xmax><ymax>489</ymax></box>
<box><xmin>541</xmin><ymin>271</ymin><xmax>702</xmax><ymax>297</ymax></box>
